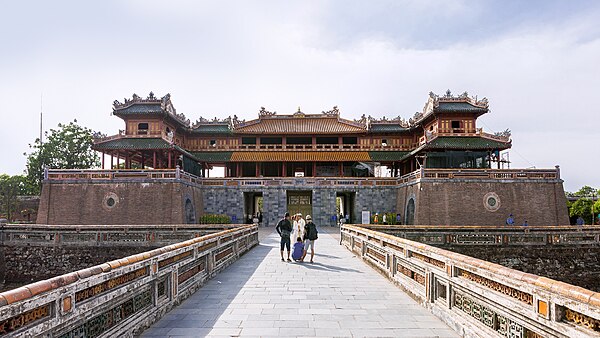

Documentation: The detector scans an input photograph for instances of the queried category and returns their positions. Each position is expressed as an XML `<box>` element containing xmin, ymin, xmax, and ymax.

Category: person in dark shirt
<box><xmin>276</xmin><ymin>212</ymin><xmax>293</xmax><ymax>262</ymax></box>
<box><xmin>302</xmin><ymin>215</ymin><xmax>319</xmax><ymax>263</ymax></box>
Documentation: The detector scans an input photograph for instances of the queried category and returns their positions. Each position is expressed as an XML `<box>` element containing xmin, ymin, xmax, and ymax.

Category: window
<box><xmin>381</xmin><ymin>139</ymin><xmax>388</xmax><ymax>147</ymax></box>
<box><xmin>342</xmin><ymin>137</ymin><xmax>357</xmax><ymax>144</ymax></box>
<box><xmin>242</xmin><ymin>137</ymin><xmax>256</xmax><ymax>144</ymax></box>
<box><xmin>451</xmin><ymin>121</ymin><xmax>461</xmax><ymax>129</ymax></box>
<box><xmin>210</xmin><ymin>140</ymin><xmax>216</xmax><ymax>147</ymax></box>
<box><xmin>138</xmin><ymin>123</ymin><xmax>149</xmax><ymax>134</ymax></box>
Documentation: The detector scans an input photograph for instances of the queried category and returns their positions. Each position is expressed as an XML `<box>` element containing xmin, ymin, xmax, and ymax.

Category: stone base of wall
<box><xmin>446</xmin><ymin>245</ymin><xmax>600</xmax><ymax>292</ymax></box>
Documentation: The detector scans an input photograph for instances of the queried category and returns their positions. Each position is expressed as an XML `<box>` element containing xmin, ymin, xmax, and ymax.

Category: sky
<box><xmin>0</xmin><ymin>0</ymin><xmax>599</xmax><ymax>192</ymax></box>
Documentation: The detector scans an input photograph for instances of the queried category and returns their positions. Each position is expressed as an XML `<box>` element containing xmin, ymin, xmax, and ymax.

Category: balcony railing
<box><xmin>45</xmin><ymin>167</ymin><xmax>561</xmax><ymax>186</ymax></box>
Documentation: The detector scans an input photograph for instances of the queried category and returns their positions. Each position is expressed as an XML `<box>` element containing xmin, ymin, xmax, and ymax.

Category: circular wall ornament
<box><xmin>103</xmin><ymin>192</ymin><xmax>119</xmax><ymax>210</ymax></box>
<box><xmin>483</xmin><ymin>192</ymin><xmax>500</xmax><ymax>212</ymax></box>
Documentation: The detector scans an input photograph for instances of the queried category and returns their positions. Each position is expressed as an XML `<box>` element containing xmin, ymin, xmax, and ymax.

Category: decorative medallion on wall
<box><xmin>103</xmin><ymin>192</ymin><xmax>119</xmax><ymax>210</ymax></box>
<box><xmin>483</xmin><ymin>192</ymin><xmax>500</xmax><ymax>212</ymax></box>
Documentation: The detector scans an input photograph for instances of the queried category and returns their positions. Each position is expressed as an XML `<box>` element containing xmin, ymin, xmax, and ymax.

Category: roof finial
<box><xmin>297</xmin><ymin>106</ymin><xmax>301</xmax><ymax>113</ymax></box>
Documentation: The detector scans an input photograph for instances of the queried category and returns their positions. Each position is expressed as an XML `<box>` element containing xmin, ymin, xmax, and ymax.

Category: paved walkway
<box><xmin>142</xmin><ymin>227</ymin><xmax>458</xmax><ymax>337</ymax></box>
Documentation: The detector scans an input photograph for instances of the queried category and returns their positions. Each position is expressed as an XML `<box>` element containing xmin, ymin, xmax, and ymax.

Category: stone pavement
<box><xmin>141</xmin><ymin>226</ymin><xmax>459</xmax><ymax>338</ymax></box>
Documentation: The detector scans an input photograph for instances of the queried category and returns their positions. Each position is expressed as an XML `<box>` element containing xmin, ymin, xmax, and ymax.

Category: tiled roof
<box><xmin>230</xmin><ymin>151</ymin><xmax>371</xmax><ymax>162</ymax></box>
<box><xmin>190</xmin><ymin>152</ymin><xmax>233</xmax><ymax>162</ymax></box>
<box><xmin>235</xmin><ymin>117</ymin><xmax>366</xmax><ymax>134</ymax></box>
<box><xmin>113</xmin><ymin>103</ymin><xmax>163</xmax><ymax>115</ymax></box>
<box><xmin>191</xmin><ymin>125</ymin><xmax>231</xmax><ymax>135</ymax></box>
<box><xmin>369</xmin><ymin>124</ymin><xmax>408</xmax><ymax>133</ymax></box>
<box><xmin>368</xmin><ymin>151</ymin><xmax>410</xmax><ymax>161</ymax></box>
<box><xmin>93</xmin><ymin>138</ymin><xmax>173</xmax><ymax>150</ymax></box>
<box><xmin>425</xmin><ymin>136</ymin><xmax>510</xmax><ymax>150</ymax></box>
<box><xmin>436</xmin><ymin>102</ymin><xmax>487</xmax><ymax>113</ymax></box>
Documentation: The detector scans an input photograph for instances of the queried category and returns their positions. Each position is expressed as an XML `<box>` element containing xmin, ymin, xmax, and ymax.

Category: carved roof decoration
<box><xmin>233</xmin><ymin>106</ymin><xmax>367</xmax><ymax>134</ymax></box>
<box><xmin>112</xmin><ymin>92</ymin><xmax>190</xmax><ymax>127</ymax></box>
<box><xmin>110</xmin><ymin>90</ymin><xmax>491</xmax><ymax>135</ymax></box>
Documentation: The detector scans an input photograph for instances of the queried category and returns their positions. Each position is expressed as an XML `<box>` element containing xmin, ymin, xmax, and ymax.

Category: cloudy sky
<box><xmin>1</xmin><ymin>0</ymin><xmax>599</xmax><ymax>191</ymax></box>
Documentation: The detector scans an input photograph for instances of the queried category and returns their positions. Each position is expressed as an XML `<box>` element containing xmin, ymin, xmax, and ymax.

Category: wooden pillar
<box><xmin>101</xmin><ymin>152</ymin><xmax>105</xmax><ymax>169</ymax></box>
<box><xmin>153</xmin><ymin>151</ymin><xmax>157</xmax><ymax>169</ymax></box>
<box><xmin>236</xmin><ymin>163</ymin><xmax>241</xmax><ymax>177</ymax></box>
<box><xmin>110</xmin><ymin>153</ymin><xmax>114</xmax><ymax>169</ymax></box>
<box><xmin>339</xmin><ymin>162</ymin><xmax>343</xmax><ymax>177</ymax></box>
<box><xmin>338</xmin><ymin>136</ymin><xmax>342</xmax><ymax>149</ymax></box>
<box><xmin>168</xmin><ymin>151</ymin><xmax>172</xmax><ymax>168</ymax></box>
<box><xmin>256</xmin><ymin>162</ymin><xmax>260</xmax><ymax>177</ymax></box>
<box><xmin>141</xmin><ymin>152</ymin><xmax>145</xmax><ymax>169</ymax></box>
<box><xmin>116</xmin><ymin>151</ymin><xmax>120</xmax><ymax>169</ymax></box>
<box><xmin>282</xmin><ymin>162</ymin><xmax>286</xmax><ymax>177</ymax></box>
<box><xmin>312</xmin><ymin>162</ymin><xmax>317</xmax><ymax>177</ymax></box>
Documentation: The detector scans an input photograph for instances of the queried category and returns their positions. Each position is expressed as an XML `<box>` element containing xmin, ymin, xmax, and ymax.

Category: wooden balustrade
<box><xmin>341</xmin><ymin>225</ymin><xmax>600</xmax><ymax>337</ymax></box>
<box><xmin>0</xmin><ymin>225</ymin><xmax>258</xmax><ymax>337</ymax></box>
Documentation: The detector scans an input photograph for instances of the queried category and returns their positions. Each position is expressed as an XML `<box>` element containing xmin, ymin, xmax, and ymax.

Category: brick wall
<box><xmin>37</xmin><ymin>180</ymin><xmax>203</xmax><ymax>225</ymax></box>
<box><xmin>397</xmin><ymin>180</ymin><xmax>569</xmax><ymax>226</ymax></box>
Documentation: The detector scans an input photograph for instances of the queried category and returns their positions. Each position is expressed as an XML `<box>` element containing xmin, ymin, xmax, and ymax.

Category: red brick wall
<box><xmin>397</xmin><ymin>180</ymin><xmax>569</xmax><ymax>226</ymax></box>
<box><xmin>37</xmin><ymin>181</ymin><xmax>203</xmax><ymax>225</ymax></box>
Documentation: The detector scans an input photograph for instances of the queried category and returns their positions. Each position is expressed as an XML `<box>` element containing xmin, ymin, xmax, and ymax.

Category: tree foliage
<box><xmin>0</xmin><ymin>174</ymin><xmax>34</xmax><ymax>221</ymax></box>
<box><xmin>573</xmin><ymin>186</ymin><xmax>597</xmax><ymax>197</ymax></box>
<box><xmin>24</xmin><ymin>120</ymin><xmax>100</xmax><ymax>193</ymax></box>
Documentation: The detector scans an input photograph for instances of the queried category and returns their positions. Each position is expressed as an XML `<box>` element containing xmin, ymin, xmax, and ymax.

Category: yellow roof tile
<box><xmin>235</xmin><ymin>117</ymin><xmax>366</xmax><ymax>134</ymax></box>
<box><xmin>231</xmin><ymin>151</ymin><xmax>371</xmax><ymax>162</ymax></box>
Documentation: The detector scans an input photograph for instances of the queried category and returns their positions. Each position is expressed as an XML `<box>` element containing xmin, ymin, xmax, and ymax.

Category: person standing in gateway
<box><xmin>276</xmin><ymin>212</ymin><xmax>293</xmax><ymax>262</ymax></box>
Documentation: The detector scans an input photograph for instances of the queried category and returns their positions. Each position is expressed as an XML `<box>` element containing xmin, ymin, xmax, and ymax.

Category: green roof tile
<box><xmin>190</xmin><ymin>152</ymin><xmax>233</xmax><ymax>162</ymax></box>
<box><xmin>369</xmin><ymin>124</ymin><xmax>409</xmax><ymax>133</ymax></box>
<box><xmin>93</xmin><ymin>138</ymin><xmax>172</xmax><ymax>150</ymax></box>
<box><xmin>113</xmin><ymin>103</ymin><xmax>163</xmax><ymax>115</ymax></box>
<box><xmin>436</xmin><ymin>102</ymin><xmax>487</xmax><ymax>113</ymax></box>
<box><xmin>426</xmin><ymin>136</ymin><xmax>510</xmax><ymax>150</ymax></box>
<box><xmin>369</xmin><ymin>151</ymin><xmax>410</xmax><ymax>161</ymax></box>
<box><xmin>192</xmin><ymin>125</ymin><xmax>231</xmax><ymax>135</ymax></box>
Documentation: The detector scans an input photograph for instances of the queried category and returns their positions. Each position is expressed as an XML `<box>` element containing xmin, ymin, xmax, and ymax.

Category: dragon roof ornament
<box><xmin>112</xmin><ymin>92</ymin><xmax>190</xmax><ymax>127</ymax></box>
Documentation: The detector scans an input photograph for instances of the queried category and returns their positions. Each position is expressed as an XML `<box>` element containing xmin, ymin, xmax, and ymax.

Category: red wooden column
<box><xmin>338</xmin><ymin>162</ymin><xmax>343</xmax><ymax>177</ymax></box>
<box><xmin>110</xmin><ymin>153</ymin><xmax>114</xmax><ymax>169</ymax></box>
<box><xmin>141</xmin><ymin>152</ymin><xmax>145</xmax><ymax>169</ymax></box>
<box><xmin>312</xmin><ymin>162</ymin><xmax>317</xmax><ymax>177</ymax></box>
<box><xmin>153</xmin><ymin>151</ymin><xmax>157</xmax><ymax>169</ymax></box>
<box><xmin>168</xmin><ymin>151</ymin><xmax>172</xmax><ymax>168</ymax></box>
<box><xmin>236</xmin><ymin>163</ymin><xmax>241</xmax><ymax>177</ymax></box>
<box><xmin>282</xmin><ymin>162</ymin><xmax>286</xmax><ymax>177</ymax></box>
<box><xmin>116</xmin><ymin>151</ymin><xmax>120</xmax><ymax>169</ymax></box>
<box><xmin>101</xmin><ymin>152</ymin><xmax>105</xmax><ymax>169</ymax></box>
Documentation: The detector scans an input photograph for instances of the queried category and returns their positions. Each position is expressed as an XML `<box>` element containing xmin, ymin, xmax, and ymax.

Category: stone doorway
<box><xmin>287</xmin><ymin>191</ymin><xmax>312</xmax><ymax>219</ymax></box>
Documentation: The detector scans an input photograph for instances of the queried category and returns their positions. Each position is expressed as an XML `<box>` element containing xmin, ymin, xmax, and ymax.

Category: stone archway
<box><xmin>405</xmin><ymin>198</ymin><xmax>415</xmax><ymax>225</ymax></box>
<box><xmin>184</xmin><ymin>198</ymin><xmax>196</xmax><ymax>224</ymax></box>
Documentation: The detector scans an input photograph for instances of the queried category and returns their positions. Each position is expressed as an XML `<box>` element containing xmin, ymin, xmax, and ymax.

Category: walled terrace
<box><xmin>365</xmin><ymin>224</ymin><xmax>600</xmax><ymax>292</ymax></box>
<box><xmin>0</xmin><ymin>224</ymin><xmax>246</xmax><ymax>286</ymax></box>
<box><xmin>0</xmin><ymin>224</ymin><xmax>258</xmax><ymax>337</ymax></box>
<box><xmin>0</xmin><ymin>223</ymin><xmax>599</xmax><ymax>337</ymax></box>
<box><xmin>341</xmin><ymin>225</ymin><xmax>600</xmax><ymax>337</ymax></box>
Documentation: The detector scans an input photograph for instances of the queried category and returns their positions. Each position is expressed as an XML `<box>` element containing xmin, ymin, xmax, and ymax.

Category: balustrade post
<box><xmin>176</xmin><ymin>165</ymin><xmax>180</xmax><ymax>179</ymax></box>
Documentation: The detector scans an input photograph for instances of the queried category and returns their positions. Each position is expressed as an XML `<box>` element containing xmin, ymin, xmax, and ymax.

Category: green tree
<box><xmin>24</xmin><ymin>120</ymin><xmax>100</xmax><ymax>193</ymax></box>
<box><xmin>573</xmin><ymin>186</ymin><xmax>597</xmax><ymax>197</ymax></box>
<box><xmin>0</xmin><ymin>174</ymin><xmax>32</xmax><ymax>221</ymax></box>
<box><xmin>593</xmin><ymin>200</ymin><xmax>600</xmax><ymax>225</ymax></box>
<box><xmin>570</xmin><ymin>199</ymin><xmax>594</xmax><ymax>225</ymax></box>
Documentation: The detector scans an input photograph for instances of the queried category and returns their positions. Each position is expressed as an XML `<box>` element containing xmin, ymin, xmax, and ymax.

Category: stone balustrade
<box><xmin>0</xmin><ymin>224</ymin><xmax>258</xmax><ymax>337</ymax></box>
<box><xmin>361</xmin><ymin>224</ymin><xmax>600</xmax><ymax>247</ymax></box>
<box><xmin>45</xmin><ymin>167</ymin><xmax>561</xmax><ymax>187</ymax></box>
<box><xmin>0</xmin><ymin>224</ymin><xmax>243</xmax><ymax>247</ymax></box>
<box><xmin>341</xmin><ymin>224</ymin><xmax>600</xmax><ymax>338</ymax></box>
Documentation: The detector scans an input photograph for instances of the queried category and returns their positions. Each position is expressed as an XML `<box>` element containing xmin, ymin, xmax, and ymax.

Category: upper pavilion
<box><xmin>93</xmin><ymin>90</ymin><xmax>511</xmax><ymax>177</ymax></box>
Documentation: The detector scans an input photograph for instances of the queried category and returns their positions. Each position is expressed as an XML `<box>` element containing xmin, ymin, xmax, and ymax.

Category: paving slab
<box><xmin>141</xmin><ymin>226</ymin><xmax>458</xmax><ymax>337</ymax></box>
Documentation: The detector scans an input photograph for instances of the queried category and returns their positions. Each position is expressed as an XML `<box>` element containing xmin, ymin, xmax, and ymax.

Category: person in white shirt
<box><xmin>295</xmin><ymin>213</ymin><xmax>306</xmax><ymax>240</ymax></box>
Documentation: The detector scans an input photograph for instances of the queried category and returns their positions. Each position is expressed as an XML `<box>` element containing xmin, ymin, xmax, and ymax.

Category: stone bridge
<box><xmin>1</xmin><ymin>224</ymin><xmax>599</xmax><ymax>337</ymax></box>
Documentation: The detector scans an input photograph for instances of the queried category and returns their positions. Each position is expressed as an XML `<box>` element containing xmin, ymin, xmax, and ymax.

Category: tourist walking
<box><xmin>276</xmin><ymin>212</ymin><xmax>293</xmax><ymax>262</ymax></box>
<box><xmin>302</xmin><ymin>215</ymin><xmax>318</xmax><ymax>263</ymax></box>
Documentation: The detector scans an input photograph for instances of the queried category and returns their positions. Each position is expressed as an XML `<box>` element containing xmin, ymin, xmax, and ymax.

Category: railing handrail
<box><xmin>341</xmin><ymin>224</ymin><xmax>600</xmax><ymax>337</ymax></box>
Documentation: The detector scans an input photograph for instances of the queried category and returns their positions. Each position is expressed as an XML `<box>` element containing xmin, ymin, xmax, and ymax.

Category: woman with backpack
<box><xmin>302</xmin><ymin>215</ymin><xmax>318</xmax><ymax>263</ymax></box>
